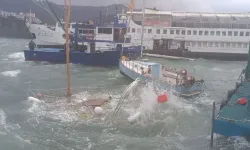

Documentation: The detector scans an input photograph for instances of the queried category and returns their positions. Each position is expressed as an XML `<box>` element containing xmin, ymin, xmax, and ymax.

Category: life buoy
<box><xmin>237</xmin><ymin>98</ymin><xmax>247</xmax><ymax>105</ymax></box>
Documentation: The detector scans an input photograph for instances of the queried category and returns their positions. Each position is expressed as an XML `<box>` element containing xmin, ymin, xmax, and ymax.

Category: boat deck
<box><xmin>213</xmin><ymin>81</ymin><xmax>250</xmax><ymax>136</ymax></box>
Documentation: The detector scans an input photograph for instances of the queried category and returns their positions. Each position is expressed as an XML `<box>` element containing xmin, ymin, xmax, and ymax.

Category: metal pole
<box><xmin>140</xmin><ymin>0</ymin><xmax>146</xmax><ymax>58</ymax></box>
<box><xmin>210</xmin><ymin>101</ymin><xmax>215</xmax><ymax>147</ymax></box>
<box><xmin>64</xmin><ymin>0</ymin><xmax>71</xmax><ymax>97</ymax></box>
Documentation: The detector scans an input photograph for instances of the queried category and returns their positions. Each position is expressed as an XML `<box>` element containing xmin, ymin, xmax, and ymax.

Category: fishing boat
<box><xmin>210</xmin><ymin>43</ymin><xmax>250</xmax><ymax>146</ymax></box>
<box><xmin>23</xmin><ymin>1</ymin><xmax>141</xmax><ymax>66</ymax></box>
<box><xmin>119</xmin><ymin>59</ymin><xmax>204</xmax><ymax>97</ymax></box>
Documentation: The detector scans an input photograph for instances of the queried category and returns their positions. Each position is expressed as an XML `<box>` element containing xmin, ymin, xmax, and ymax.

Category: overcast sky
<box><xmin>50</xmin><ymin>0</ymin><xmax>250</xmax><ymax>12</ymax></box>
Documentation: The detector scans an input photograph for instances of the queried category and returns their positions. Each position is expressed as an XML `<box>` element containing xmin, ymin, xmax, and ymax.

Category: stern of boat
<box><xmin>176</xmin><ymin>80</ymin><xmax>205</xmax><ymax>97</ymax></box>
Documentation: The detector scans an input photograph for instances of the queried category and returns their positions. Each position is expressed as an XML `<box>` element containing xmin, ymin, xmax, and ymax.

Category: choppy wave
<box><xmin>1</xmin><ymin>70</ymin><xmax>21</xmax><ymax>77</ymax></box>
<box><xmin>7</xmin><ymin>52</ymin><xmax>24</xmax><ymax>62</ymax></box>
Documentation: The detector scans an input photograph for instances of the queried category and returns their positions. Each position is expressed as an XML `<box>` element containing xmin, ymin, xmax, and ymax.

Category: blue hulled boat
<box><xmin>211</xmin><ymin>44</ymin><xmax>250</xmax><ymax>145</ymax></box>
<box><xmin>24</xmin><ymin>11</ymin><xmax>142</xmax><ymax>66</ymax></box>
<box><xmin>119</xmin><ymin>59</ymin><xmax>205</xmax><ymax>97</ymax></box>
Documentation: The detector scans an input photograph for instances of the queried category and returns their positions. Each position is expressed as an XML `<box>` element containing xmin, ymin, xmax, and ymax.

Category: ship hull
<box><xmin>0</xmin><ymin>16</ymin><xmax>31</xmax><ymax>39</ymax></box>
<box><xmin>144</xmin><ymin>50</ymin><xmax>248</xmax><ymax>61</ymax></box>
<box><xmin>24</xmin><ymin>48</ymin><xmax>141</xmax><ymax>66</ymax></box>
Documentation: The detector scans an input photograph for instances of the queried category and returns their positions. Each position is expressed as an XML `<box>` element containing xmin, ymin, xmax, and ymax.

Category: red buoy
<box><xmin>157</xmin><ymin>93</ymin><xmax>168</xmax><ymax>103</ymax></box>
<box><xmin>237</xmin><ymin>98</ymin><xmax>247</xmax><ymax>105</ymax></box>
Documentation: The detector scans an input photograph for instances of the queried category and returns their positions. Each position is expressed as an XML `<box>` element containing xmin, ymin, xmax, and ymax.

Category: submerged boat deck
<box><xmin>214</xmin><ymin>81</ymin><xmax>250</xmax><ymax>136</ymax></box>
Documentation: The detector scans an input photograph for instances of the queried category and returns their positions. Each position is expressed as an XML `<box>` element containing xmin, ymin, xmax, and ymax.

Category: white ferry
<box><xmin>125</xmin><ymin>8</ymin><xmax>250</xmax><ymax>60</ymax></box>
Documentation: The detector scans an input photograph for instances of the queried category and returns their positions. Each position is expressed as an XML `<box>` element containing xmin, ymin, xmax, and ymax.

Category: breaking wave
<box><xmin>1</xmin><ymin>70</ymin><xmax>21</xmax><ymax>77</ymax></box>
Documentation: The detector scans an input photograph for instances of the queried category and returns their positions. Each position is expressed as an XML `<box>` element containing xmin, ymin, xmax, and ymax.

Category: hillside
<box><xmin>0</xmin><ymin>0</ymin><xmax>126</xmax><ymax>25</ymax></box>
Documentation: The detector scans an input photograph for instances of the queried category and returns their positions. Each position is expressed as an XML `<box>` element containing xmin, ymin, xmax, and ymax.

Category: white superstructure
<box><xmin>126</xmin><ymin>9</ymin><xmax>250</xmax><ymax>54</ymax></box>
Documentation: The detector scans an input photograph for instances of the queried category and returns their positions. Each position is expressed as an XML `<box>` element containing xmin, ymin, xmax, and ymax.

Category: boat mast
<box><xmin>140</xmin><ymin>0</ymin><xmax>146</xmax><ymax>58</ymax></box>
<box><xmin>64</xmin><ymin>0</ymin><xmax>71</xmax><ymax>97</ymax></box>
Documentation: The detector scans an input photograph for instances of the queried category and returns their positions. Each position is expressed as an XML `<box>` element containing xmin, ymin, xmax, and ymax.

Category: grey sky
<box><xmin>50</xmin><ymin>0</ymin><xmax>250</xmax><ymax>12</ymax></box>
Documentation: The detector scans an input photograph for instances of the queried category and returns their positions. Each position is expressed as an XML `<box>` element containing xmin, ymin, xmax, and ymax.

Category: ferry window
<box><xmin>220</xmin><ymin>42</ymin><xmax>224</xmax><ymax>47</ymax></box>
<box><xmin>79</xmin><ymin>30</ymin><xmax>83</xmax><ymax>34</ymax></box>
<box><xmin>170</xmin><ymin>30</ymin><xmax>174</xmax><ymax>34</ymax></box>
<box><xmin>176</xmin><ymin>30</ymin><xmax>180</xmax><ymax>35</ymax></box>
<box><xmin>232</xmin><ymin>43</ymin><xmax>236</xmax><ymax>48</ymax></box>
<box><xmin>192</xmin><ymin>42</ymin><xmax>196</xmax><ymax>47</ymax></box>
<box><xmin>137</xmin><ymin>28</ymin><xmax>141</xmax><ymax>33</ymax></box>
<box><xmin>163</xmin><ymin>29</ymin><xmax>167</xmax><ymax>34</ymax></box>
<box><xmin>246</xmin><ymin>32</ymin><xmax>250</xmax><ymax>36</ymax></box>
<box><xmin>132</xmin><ymin>28</ymin><xmax>135</xmax><ymax>33</ymax></box>
<box><xmin>243</xmin><ymin>43</ymin><xmax>248</xmax><ymax>48</ymax></box>
<box><xmin>208</xmin><ymin>42</ymin><xmax>213</xmax><ymax>47</ymax></box>
<box><xmin>222</xmin><ymin>31</ymin><xmax>226</xmax><ymax>36</ymax></box>
<box><xmin>199</xmin><ymin>31</ymin><xmax>203</xmax><ymax>35</ymax></box>
<box><xmin>204</xmin><ymin>31</ymin><xmax>208</xmax><ymax>36</ymax></box>
<box><xmin>240</xmin><ymin>31</ymin><xmax>244</xmax><ymax>36</ymax></box>
<box><xmin>234</xmin><ymin>31</ymin><xmax>238</xmax><ymax>36</ymax></box>
<box><xmin>216</xmin><ymin>31</ymin><xmax>220</xmax><ymax>36</ymax></box>
<box><xmin>237</xmin><ymin>43</ymin><xmax>241</xmax><ymax>48</ymax></box>
<box><xmin>214</xmin><ymin>42</ymin><xmax>218</xmax><ymax>47</ymax></box>
<box><xmin>228</xmin><ymin>31</ymin><xmax>232</xmax><ymax>36</ymax></box>
<box><xmin>210</xmin><ymin>31</ymin><xmax>214</xmax><ymax>36</ymax></box>
<box><xmin>148</xmin><ymin>29</ymin><xmax>152</xmax><ymax>34</ymax></box>
<box><xmin>226</xmin><ymin>43</ymin><xmax>230</xmax><ymax>48</ymax></box>
<box><xmin>98</xmin><ymin>28</ymin><xmax>112</xmax><ymax>34</ymax></box>
<box><xmin>203</xmin><ymin>42</ymin><xmax>207</xmax><ymax>47</ymax></box>
<box><xmin>156</xmin><ymin>29</ymin><xmax>161</xmax><ymax>34</ymax></box>
<box><xmin>187</xmin><ymin>30</ymin><xmax>191</xmax><ymax>35</ymax></box>
<box><xmin>197</xmin><ymin>42</ymin><xmax>201</xmax><ymax>47</ymax></box>
<box><xmin>181</xmin><ymin>30</ymin><xmax>185</xmax><ymax>35</ymax></box>
<box><xmin>193</xmin><ymin>30</ymin><xmax>197</xmax><ymax>35</ymax></box>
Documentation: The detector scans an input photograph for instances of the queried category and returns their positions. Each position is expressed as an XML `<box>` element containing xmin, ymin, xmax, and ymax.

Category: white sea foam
<box><xmin>7</xmin><ymin>52</ymin><xmax>24</xmax><ymax>62</ymax></box>
<box><xmin>1</xmin><ymin>70</ymin><xmax>21</xmax><ymax>77</ymax></box>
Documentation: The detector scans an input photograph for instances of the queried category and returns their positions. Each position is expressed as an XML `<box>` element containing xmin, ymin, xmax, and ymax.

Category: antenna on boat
<box><xmin>64</xmin><ymin>0</ymin><xmax>71</xmax><ymax>97</ymax></box>
<box><xmin>140</xmin><ymin>0</ymin><xmax>146</xmax><ymax>58</ymax></box>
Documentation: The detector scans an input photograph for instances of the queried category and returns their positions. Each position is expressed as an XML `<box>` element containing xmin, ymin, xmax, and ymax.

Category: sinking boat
<box><xmin>119</xmin><ymin>58</ymin><xmax>205</xmax><ymax>97</ymax></box>
<box><xmin>211</xmin><ymin>44</ymin><xmax>250</xmax><ymax>146</ymax></box>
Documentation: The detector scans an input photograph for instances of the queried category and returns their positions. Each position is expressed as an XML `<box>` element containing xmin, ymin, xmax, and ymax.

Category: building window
<box><xmin>170</xmin><ymin>30</ymin><xmax>174</xmax><ymax>34</ymax></box>
<box><xmin>182</xmin><ymin>30</ymin><xmax>185</xmax><ymax>35</ymax></box>
<box><xmin>234</xmin><ymin>31</ymin><xmax>238</xmax><ymax>36</ymax></box>
<box><xmin>216</xmin><ymin>31</ymin><xmax>220</xmax><ymax>36</ymax></box>
<box><xmin>127</xmin><ymin>28</ymin><xmax>130</xmax><ymax>33</ymax></box>
<box><xmin>163</xmin><ymin>29</ymin><xmax>167</xmax><ymax>34</ymax></box>
<box><xmin>132</xmin><ymin>28</ymin><xmax>135</xmax><ymax>33</ymax></box>
<box><xmin>246</xmin><ymin>32</ymin><xmax>250</xmax><ymax>36</ymax></box>
<box><xmin>176</xmin><ymin>30</ymin><xmax>180</xmax><ymax>35</ymax></box>
<box><xmin>237</xmin><ymin>43</ymin><xmax>241</xmax><ymax>48</ymax></box>
<box><xmin>208</xmin><ymin>42</ymin><xmax>213</xmax><ymax>47</ymax></box>
<box><xmin>156</xmin><ymin>29</ymin><xmax>161</xmax><ymax>34</ymax></box>
<box><xmin>222</xmin><ymin>31</ymin><xmax>226</xmax><ymax>36</ymax></box>
<box><xmin>137</xmin><ymin>28</ymin><xmax>141</xmax><ymax>33</ymax></box>
<box><xmin>243</xmin><ymin>43</ymin><xmax>248</xmax><ymax>48</ymax></box>
<box><xmin>226</xmin><ymin>43</ymin><xmax>230</xmax><ymax>48</ymax></box>
<box><xmin>228</xmin><ymin>31</ymin><xmax>232</xmax><ymax>36</ymax></box>
<box><xmin>220</xmin><ymin>42</ymin><xmax>224</xmax><ymax>47</ymax></box>
<box><xmin>210</xmin><ymin>31</ymin><xmax>215</xmax><ymax>36</ymax></box>
<box><xmin>204</xmin><ymin>31</ymin><xmax>208</xmax><ymax>36</ymax></box>
<box><xmin>187</xmin><ymin>30</ymin><xmax>191</xmax><ymax>35</ymax></box>
<box><xmin>193</xmin><ymin>30</ymin><xmax>197</xmax><ymax>35</ymax></box>
<box><xmin>186</xmin><ymin>42</ymin><xmax>190</xmax><ymax>46</ymax></box>
<box><xmin>199</xmin><ymin>31</ymin><xmax>203</xmax><ymax>35</ymax></box>
<box><xmin>232</xmin><ymin>43</ymin><xmax>236</xmax><ymax>48</ymax></box>
<box><xmin>240</xmin><ymin>31</ymin><xmax>244</xmax><ymax>36</ymax></box>
<box><xmin>148</xmin><ymin>29</ymin><xmax>152</xmax><ymax>34</ymax></box>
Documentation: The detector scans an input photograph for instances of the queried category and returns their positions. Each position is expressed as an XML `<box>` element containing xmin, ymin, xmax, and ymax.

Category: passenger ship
<box><xmin>125</xmin><ymin>8</ymin><xmax>250</xmax><ymax>60</ymax></box>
